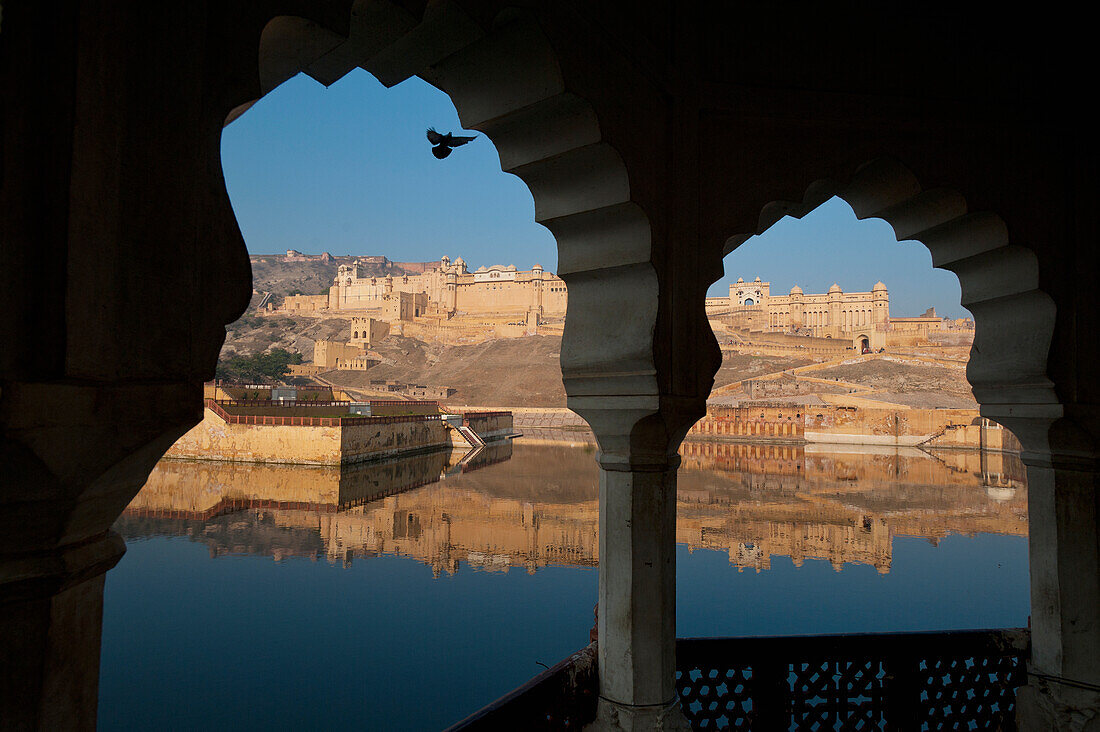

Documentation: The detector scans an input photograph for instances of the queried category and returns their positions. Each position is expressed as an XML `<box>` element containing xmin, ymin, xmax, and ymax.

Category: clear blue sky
<box><xmin>221</xmin><ymin>70</ymin><xmax>968</xmax><ymax>319</ymax></box>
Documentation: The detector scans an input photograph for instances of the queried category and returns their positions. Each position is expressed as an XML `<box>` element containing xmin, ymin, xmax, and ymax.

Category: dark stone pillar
<box><xmin>0</xmin><ymin>533</ymin><xmax>125</xmax><ymax>731</ymax></box>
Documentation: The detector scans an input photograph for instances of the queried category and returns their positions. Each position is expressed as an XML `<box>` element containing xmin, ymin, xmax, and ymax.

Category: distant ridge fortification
<box><xmin>275</xmin><ymin>254</ymin><xmax>567</xmax><ymax>323</ymax></box>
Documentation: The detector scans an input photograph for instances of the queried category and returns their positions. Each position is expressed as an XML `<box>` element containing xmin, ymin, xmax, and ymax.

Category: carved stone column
<box><xmin>577</xmin><ymin>405</ymin><xmax>696</xmax><ymax>730</ymax></box>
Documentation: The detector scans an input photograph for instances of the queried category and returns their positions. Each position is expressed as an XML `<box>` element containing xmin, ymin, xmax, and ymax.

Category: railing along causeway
<box><xmin>205</xmin><ymin>400</ymin><xmax>442</xmax><ymax>428</ymax></box>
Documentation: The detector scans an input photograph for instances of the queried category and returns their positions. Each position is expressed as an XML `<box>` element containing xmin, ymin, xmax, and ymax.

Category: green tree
<box><xmin>215</xmin><ymin>348</ymin><xmax>303</xmax><ymax>383</ymax></box>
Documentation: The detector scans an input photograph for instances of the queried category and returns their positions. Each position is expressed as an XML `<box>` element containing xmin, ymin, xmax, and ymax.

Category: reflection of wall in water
<box><xmin>693</xmin><ymin>516</ymin><xmax>892</xmax><ymax>574</ymax></box>
<box><xmin>678</xmin><ymin>441</ymin><xmax>1027</xmax><ymax>491</ymax></box>
<box><xmin>125</xmin><ymin>450</ymin><xmax>456</xmax><ymax>518</ymax></box>
<box><xmin>119</xmin><ymin>442</ymin><xmax>1027</xmax><ymax>575</ymax></box>
<box><xmin>316</xmin><ymin>487</ymin><xmax>599</xmax><ymax>575</ymax></box>
<box><xmin>675</xmin><ymin>442</ymin><xmax>1026</xmax><ymax>573</ymax></box>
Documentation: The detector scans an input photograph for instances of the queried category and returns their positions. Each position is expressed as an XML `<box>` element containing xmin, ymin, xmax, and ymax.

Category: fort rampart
<box><xmin>165</xmin><ymin>401</ymin><xmax>515</xmax><ymax>465</ymax></box>
<box><xmin>166</xmin><ymin>402</ymin><xmax>450</xmax><ymax>465</ymax></box>
<box><xmin>722</xmin><ymin>328</ymin><xmax>854</xmax><ymax>353</ymax></box>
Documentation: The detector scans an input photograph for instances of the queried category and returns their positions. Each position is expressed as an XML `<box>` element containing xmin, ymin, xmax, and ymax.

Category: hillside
<box><xmin>249</xmin><ymin>258</ymin><xmax>339</xmax><ymax>297</ymax></box>
<box><xmin>320</xmin><ymin>336</ymin><xmax>815</xmax><ymax>408</ymax></box>
<box><xmin>714</xmin><ymin>352</ymin><xmax>813</xmax><ymax>387</ymax></box>
<box><xmin>222</xmin><ymin>313</ymin><xmax>351</xmax><ymax>358</ymax></box>
<box><xmin>811</xmin><ymin>358</ymin><xmax>977</xmax><ymax>408</ymax></box>
<box><xmin>324</xmin><ymin>335</ymin><xmax>567</xmax><ymax>407</ymax></box>
<box><xmin>219</xmin><ymin>261</ymin><xmax>975</xmax><ymax>409</ymax></box>
<box><xmin>813</xmin><ymin>358</ymin><xmax>972</xmax><ymax>395</ymax></box>
<box><xmin>247</xmin><ymin>255</ymin><xmax>431</xmax><ymax>300</ymax></box>
<box><xmin>220</xmin><ymin>312</ymin><xmax>976</xmax><ymax>409</ymax></box>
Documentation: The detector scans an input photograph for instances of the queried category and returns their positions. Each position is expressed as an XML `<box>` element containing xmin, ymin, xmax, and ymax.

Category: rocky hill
<box><xmin>247</xmin><ymin>254</ymin><xmax>433</xmax><ymax>300</ymax></box>
<box><xmin>811</xmin><ymin>358</ymin><xmax>977</xmax><ymax>408</ymax></box>
<box><xmin>320</xmin><ymin>336</ymin><xmax>814</xmax><ymax>408</ymax></box>
<box><xmin>249</xmin><ymin>258</ymin><xmax>340</xmax><ymax>298</ymax></box>
<box><xmin>222</xmin><ymin>313</ymin><xmax>351</xmax><ymax>359</ymax></box>
<box><xmin>222</xmin><ymin>254</ymin><xmax>436</xmax><ymax>353</ymax></box>
<box><xmin>324</xmin><ymin>335</ymin><xmax>567</xmax><ymax>406</ymax></box>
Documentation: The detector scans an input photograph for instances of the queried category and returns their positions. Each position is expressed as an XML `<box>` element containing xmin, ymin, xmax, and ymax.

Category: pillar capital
<box><xmin>569</xmin><ymin>394</ymin><xmax>707</xmax><ymax>467</ymax></box>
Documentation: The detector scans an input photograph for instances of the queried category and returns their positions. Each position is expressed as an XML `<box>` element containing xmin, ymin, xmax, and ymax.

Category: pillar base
<box><xmin>586</xmin><ymin>696</ymin><xmax>691</xmax><ymax>731</ymax></box>
<box><xmin>1016</xmin><ymin>678</ymin><xmax>1100</xmax><ymax>731</ymax></box>
<box><xmin>0</xmin><ymin>532</ymin><xmax>125</xmax><ymax>731</ymax></box>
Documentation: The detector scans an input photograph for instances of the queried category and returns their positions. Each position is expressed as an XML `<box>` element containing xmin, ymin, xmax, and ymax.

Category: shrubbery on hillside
<box><xmin>215</xmin><ymin>348</ymin><xmax>303</xmax><ymax>383</ymax></box>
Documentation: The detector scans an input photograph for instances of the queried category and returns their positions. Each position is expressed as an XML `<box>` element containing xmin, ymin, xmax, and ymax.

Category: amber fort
<box><xmin>273</xmin><ymin>254</ymin><xmax>974</xmax><ymax>376</ymax></box>
<box><xmin>277</xmin><ymin>254</ymin><xmax>567</xmax><ymax>322</ymax></box>
<box><xmin>706</xmin><ymin>276</ymin><xmax>973</xmax><ymax>351</ymax></box>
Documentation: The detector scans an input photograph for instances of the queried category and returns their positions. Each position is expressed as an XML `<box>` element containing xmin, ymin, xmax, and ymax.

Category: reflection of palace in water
<box><xmin>117</xmin><ymin>440</ymin><xmax>1027</xmax><ymax>576</ymax></box>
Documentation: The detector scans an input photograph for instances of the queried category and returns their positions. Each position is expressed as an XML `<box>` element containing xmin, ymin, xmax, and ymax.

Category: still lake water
<box><xmin>99</xmin><ymin>437</ymin><xmax>1029</xmax><ymax>730</ymax></box>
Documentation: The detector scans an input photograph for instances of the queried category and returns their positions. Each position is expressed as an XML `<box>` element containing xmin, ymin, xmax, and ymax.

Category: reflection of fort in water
<box><xmin>117</xmin><ymin>440</ymin><xmax>1027</xmax><ymax>576</ymax></box>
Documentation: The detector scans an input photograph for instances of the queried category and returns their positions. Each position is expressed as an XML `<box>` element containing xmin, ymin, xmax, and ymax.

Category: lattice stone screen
<box><xmin>675</xmin><ymin>629</ymin><xmax>1028</xmax><ymax>730</ymax></box>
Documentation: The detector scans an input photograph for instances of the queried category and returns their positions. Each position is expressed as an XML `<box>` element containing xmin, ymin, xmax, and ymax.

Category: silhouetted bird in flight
<box><xmin>427</xmin><ymin>127</ymin><xmax>476</xmax><ymax>159</ymax></box>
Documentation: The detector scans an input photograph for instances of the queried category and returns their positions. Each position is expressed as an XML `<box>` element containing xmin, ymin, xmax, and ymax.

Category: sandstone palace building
<box><xmin>705</xmin><ymin>276</ymin><xmax>971</xmax><ymax>351</ymax></box>
<box><xmin>706</xmin><ymin>276</ymin><xmax>890</xmax><ymax>350</ymax></box>
<box><xmin>282</xmin><ymin>255</ymin><xmax>568</xmax><ymax>322</ymax></box>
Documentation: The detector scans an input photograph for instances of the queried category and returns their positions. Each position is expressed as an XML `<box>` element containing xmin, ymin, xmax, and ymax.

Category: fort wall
<box><xmin>719</xmin><ymin>342</ymin><xmax>842</xmax><ymax>358</ymax></box>
<box><xmin>463</xmin><ymin>412</ymin><xmax>514</xmax><ymax>441</ymax></box>
<box><xmin>281</xmin><ymin>294</ymin><xmax>329</xmax><ymax>312</ymax></box>
<box><xmin>167</xmin><ymin>410</ymin><xmax>344</xmax><ymax>464</ymax></box>
<box><xmin>721</xmin><ymin>328</ymin><xmax>852</xmax><ymax>356</ymax></box>
<box><xmin>369</xmin><ymin>401</ymin><xmax>440</xmax><ymax>416</ymax></box>
<box><xmin>314</xmin><ymin>340</ymin><xmax>365</xmax><ymax>370</ymax></box>
<box><xmin>339</xmin><ymin>418</ymin><xmax>448</xmax><ymax>462</ymax></box>
<box><xmin>287</xmin><ymin>364</ymin><xmax>325</xmax><ymax>376</ymax></box>
<box><xmin>165</xmin><ymin>407</ymin><xmax>451</xmax><ymax>465</ymax></box>
<box><xmin>454</xmin><ymin>279</ymin><xmax>537</xmax><ymax>313</ymax></box>
<box><xmin>203</xmin><ymin>383</ymin><xmax>352</xmax><ymax>401</ymax></box>
<box><xmin>397</xmin><ymin>319</ymin><xmax>529</xmax><ymax>344</ymax></box>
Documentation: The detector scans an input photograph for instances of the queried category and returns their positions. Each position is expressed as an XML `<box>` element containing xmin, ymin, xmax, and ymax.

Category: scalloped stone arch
<box><xmin>717</xmin><ymin>158</ymin><xmax>1100</xmax><ymax>724</ymax></box>
<box><xmin>722</xmin><ymin>157</ymin><xmax>1059</xmax><ymax>454</ymax></box>
<box><xmin>238</xmin><ymin>4</ymin><xmax>662</xmax><ymax>436</ymax></box>
<box><xmin>234</xmin><ymin>7</ymin><xmax>686</xmax><ymax>726</ymax></box>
